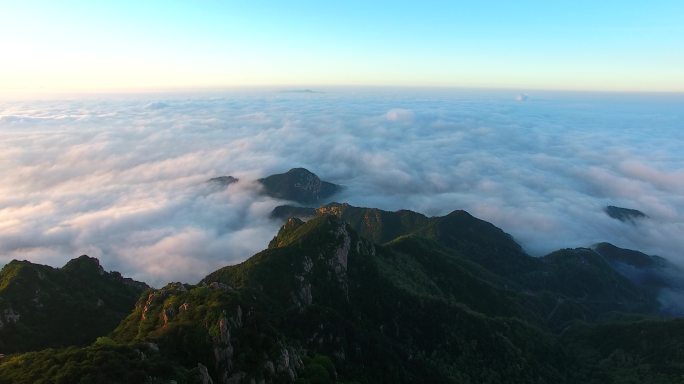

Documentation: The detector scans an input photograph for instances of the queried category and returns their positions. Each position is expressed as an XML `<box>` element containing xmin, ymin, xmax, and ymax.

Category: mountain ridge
<box><xmin>1</xmin><ymin>202</ymin><xmax>683</xmax><ymax>383</ymax></box>
<box><xmin>0</xmin><ymin>256</ymin><xmax>148</xmax><ymax>354</ymax></box>
<box><xmin>209</xmin><ymin>168</ymin><xmax>342</xmax><ymax>204</ymax></box>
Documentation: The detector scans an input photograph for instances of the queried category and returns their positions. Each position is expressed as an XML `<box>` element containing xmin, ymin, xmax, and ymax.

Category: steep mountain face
<box><xmin>272</xmin><ymin>203</ymin><xmax>672</xmax><ymax>325</ymax></box>
<box><xmin>0</xmin><ymin>255</ymin><xmax>148</xmax><ymax>354</ymax></box>
<box><xmin>258</xmin><ymin>168</ymin><xmax>342</xmax><ymax>204</ymax></box>
<box><xmin>273</xmin><ymin>203</ymin><xmax>533</xmax><ymax>273</ymax></box>
<box><xmin>106</xmin><ymin>215</ymin><xmax>570</xmax><ymax>383</ymax></box>
<box><xmin>1</xmin><ymin>204</ymin><xmax>683</xmax><ymax>383</ymax></box>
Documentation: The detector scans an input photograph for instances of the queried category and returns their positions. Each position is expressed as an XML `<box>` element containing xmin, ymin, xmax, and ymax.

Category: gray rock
<box><xmin>197</xmin><ymin>362</ymin><xmax>214</xmax><ymax>384</ymax></box>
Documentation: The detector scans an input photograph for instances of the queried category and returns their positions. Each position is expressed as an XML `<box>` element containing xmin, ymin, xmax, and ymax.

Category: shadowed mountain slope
<box><xmin>604</xmin><ymin>205</ymin><xmax>648</xmax><ymax>223</ymax></box>
<box><xmin>208</xmin><ymin>168</ymin><xmax>342</xmax><ymax>204</ymax></box>
<box><xmin>258</xmin><ymin>168</ymin><xmax>342</xmax><ymax>204</ymax></box>
<box><xmin>0</xmin><ymin>256</ymin><xmax>147</xmax><ymax>354</ymax></box>
<box><xmin>1</xmin><ymin>204</ymin><xmax>683</xmax><ymax>383</ymax></box>
<box><xmin>107</xmin><ymin>215</ymin><xmax>571</xmax><ymax>383</ymax></box>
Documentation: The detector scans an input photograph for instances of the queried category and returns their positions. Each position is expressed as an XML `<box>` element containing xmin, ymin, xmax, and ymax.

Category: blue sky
<box><xmin>1</xmin><ymin>0</ymin><xmax>683</xmax><ymax>93</ymax></box>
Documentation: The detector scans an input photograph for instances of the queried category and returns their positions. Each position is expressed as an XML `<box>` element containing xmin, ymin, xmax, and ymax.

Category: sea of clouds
<box><xmin>1</xmin><ymin>88</ymin><xmax>683</xmax><ymax>287</ymax></box>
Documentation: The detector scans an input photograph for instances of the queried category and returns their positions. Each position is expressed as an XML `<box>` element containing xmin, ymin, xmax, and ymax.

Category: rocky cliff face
<box><xmin>104</xmin><ymin>215</ymin><xmax>566</xmax><ymax>383</ymax></box>
<box><xmin>111</xmin><ymin>275</ymin><xmax>309</xmax><ymax>383</ymax></box>
<box><xmin>2</xmin><ymin>204</ymin><xmax>684</xmax><ymax>383</ymax></box>
<box><xmin>103</xmin><ymin>216</ymin><xmax>384</xmax><ymax>383</ymax></box>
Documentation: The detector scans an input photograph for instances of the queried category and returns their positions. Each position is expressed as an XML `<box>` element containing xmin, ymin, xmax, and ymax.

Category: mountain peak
<box><xmin>258</xmin><ymin>168</ymin><xmax>341</xmax><ymax>204</ymax></box>
<box><xmin>268</xmin><ymin>217</ymin><xmax>306</xmax><ymax>248</ymax></box>
<box><xmin>605</xmin><ymin>205</ymin><xmax>648</xmax><ymax>223</ymax></box>
<box><xmin>285</xmin><ymin>167</ymin><xmax>315</xmax><ymax>175</ymax></box>
<box><xmin>445</xmin><ymin>209</ymin><xmax>472</xmax><ymax>217</ymax></box>
<box><xmin>207</xmin><ymin>168</ymin><xmax>342</xmax><ymax>204</ymax></box>
<box><xmin>62</xmin><ymin>255</ymin><xmax>105</xmax><ymax>275</ymax></box>
<box><xmin>269</xmin><ymin>214</ymin><xmax>347</xmax><ymax>249</ymax></box>
<box><xmin>6</xmin><ymin>199</ymin><xmax>684</xmax><ymax>383</ymax></box>
<box><xmin>0</xmin><ymin>256</ymin><xmax>147</xmax><ymax>354</ymax></box>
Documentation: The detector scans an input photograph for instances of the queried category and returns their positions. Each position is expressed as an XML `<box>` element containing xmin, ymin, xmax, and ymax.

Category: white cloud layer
<box><xmin>385</xmin><ymin>108</ymin><xmax>415</xmax><ymax>122</ymax></box>
<box><xmin>1</xmin><ymin>89</ymin><xmax>683</xmax><ymax>287</ymax></box>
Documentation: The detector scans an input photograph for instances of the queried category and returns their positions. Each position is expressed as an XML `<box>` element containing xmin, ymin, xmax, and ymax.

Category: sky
<box><xmin>0</xmin><ymin>2</ymin><xmax>683</xmax><ymax>307</ymax></box>
<box><xmin>1</xmin><ymin>0</ymin><xmax>683</xmax><ymax>93</ymax></box>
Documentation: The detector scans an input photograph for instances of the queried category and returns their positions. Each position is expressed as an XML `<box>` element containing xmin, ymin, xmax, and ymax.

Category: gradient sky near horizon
<box><xmin>1</xmin><ymin>0</ymin><xmax>683</xmax><ymax>93</ymax></box>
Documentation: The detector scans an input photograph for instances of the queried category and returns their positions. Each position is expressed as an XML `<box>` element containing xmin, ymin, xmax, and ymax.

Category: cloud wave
<box><xmin>1</xmin><ymin>89</ymin><xmax>683</xmax><ymax>286</ymax></box>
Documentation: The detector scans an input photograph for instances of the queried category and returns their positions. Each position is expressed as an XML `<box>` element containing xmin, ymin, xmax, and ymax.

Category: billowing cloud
<box><xmin>1</xmin><ymin>90</ymin><xmax>683</xmax><ymax>286</ymax></box>
<box><xmin>385</xmin><ymin>108</ymin><xmax>415</xmax><ymax>122</ymax></box>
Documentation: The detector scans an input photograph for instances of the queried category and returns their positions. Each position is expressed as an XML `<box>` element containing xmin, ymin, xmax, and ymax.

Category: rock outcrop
<box><xmin>4</xmin><ymin>204</ymin><xmax>684</xmax><ymax>384</ymax></box>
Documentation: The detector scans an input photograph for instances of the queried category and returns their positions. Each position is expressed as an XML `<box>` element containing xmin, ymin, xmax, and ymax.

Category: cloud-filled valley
<box><xmin>1</xmin><ymin>88</ymin><xmax>683</xmax><ymax>287</ymax></box>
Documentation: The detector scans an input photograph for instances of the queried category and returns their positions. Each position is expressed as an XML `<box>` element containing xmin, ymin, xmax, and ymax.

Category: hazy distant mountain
<box><xmin>208</xmin><ymin>175</ymin><xmax>239</xmax><ymax>186</ymax></box>
<box><xmin>258</xmin><ymin>168</ymin><xmax>342</xmax><ymax>204</ymax></box>
<box><xmin>208</xmin><ymin>168</ymin><xmax>341</xmax><ymax>205</ymax></box>
<box><xmin>604</xmin><ymin>205</ymin><xmax>648</xmax><ymax>223</ymax></box>
<box><xmin>0</xmin><ymin>256</ymin><xmax>147</xmax><ymax>354</ymax></box>
<box><xmin>593</xmin><ymin>242</ymin><xmax>684</xmax><ymax>313</ymax></box>
<box><xmin>280</xmin><ymin>89</ymin><xmax>320</xmax><ymax>93</ymax></box>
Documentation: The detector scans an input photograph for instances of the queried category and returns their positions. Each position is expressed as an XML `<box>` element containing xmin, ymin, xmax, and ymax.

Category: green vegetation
<box><xmin>0</xmin><ymin>342</ymin><xmax>199</xmax><ymax>384</ymax></box>
<box><xmin>258</xmin><ymin>168</ymin><xmax>341</xmax><ymax>204</ymax></box>
<box><xmin>564</xmin><ymin>319</ymin><xmax>684</xmax><ymax>383</ymax></box>
<box><xmin>1</xmin><ymin>203</ymin><xmax>683</xmax><ymax>383</ymax></box>
<box><xmin>0</xmin><ymin>256</ymin><xmax>147</xmax><ymax>353</ymax></box>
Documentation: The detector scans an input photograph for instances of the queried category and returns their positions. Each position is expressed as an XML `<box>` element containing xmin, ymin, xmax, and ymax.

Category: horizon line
<box><xmin>2</xmin><ymin>84</ymin><xmax>683</xmax><ymax>101</ymax></box>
